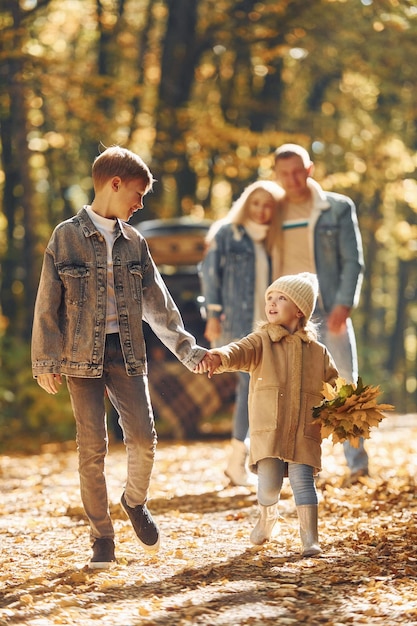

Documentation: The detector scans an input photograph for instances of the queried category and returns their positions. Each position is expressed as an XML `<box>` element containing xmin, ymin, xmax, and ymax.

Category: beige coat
<box><xmin>212</xmin><ymin>323</ymin><xmax>338</xmax><ymax>474</ymax></box>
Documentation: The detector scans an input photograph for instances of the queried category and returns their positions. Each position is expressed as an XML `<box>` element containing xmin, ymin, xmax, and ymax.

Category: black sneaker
<box><xmin>120</xmin><ymin>492</ymin><xmax>160</xmax><ymax>552</ymax></box>
<box><xmin>89</xmin><ymin>537</ymin><xmax>116</xmax><ymax>569</ymax></box>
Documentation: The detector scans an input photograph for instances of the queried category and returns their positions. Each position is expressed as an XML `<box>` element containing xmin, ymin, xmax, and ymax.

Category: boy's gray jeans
<box><xmin>67</xmin><ymin>333</ymin><xmax>157</xmax><ymax>540</ymax></box>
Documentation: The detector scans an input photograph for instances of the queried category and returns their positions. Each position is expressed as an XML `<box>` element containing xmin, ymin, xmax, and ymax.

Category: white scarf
<box><xmin>244</xmin><ymin>219</ymin><xmax>269</xmax><ymax>242</ymax></box>
<box><xmin>243</xmin><ymin>219</ymin><xmax>270</xmax><ymax>326</ymax></box>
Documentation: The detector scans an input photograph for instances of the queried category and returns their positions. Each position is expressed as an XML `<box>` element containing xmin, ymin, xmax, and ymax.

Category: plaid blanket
<box><xmin>147</xmin><ymin>361</ymin><xmax>236</xmax><ymax>438</ymax></box>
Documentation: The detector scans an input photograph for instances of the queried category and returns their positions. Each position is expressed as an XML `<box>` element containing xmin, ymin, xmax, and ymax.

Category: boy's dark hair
<box><xmin>92</xmin><ymin>146</ymin><xmax>155</xmax><ymax>191</ymax></box>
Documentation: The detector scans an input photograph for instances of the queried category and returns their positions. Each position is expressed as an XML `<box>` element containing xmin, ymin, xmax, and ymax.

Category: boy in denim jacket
<box><xmin>32</xmin><ymin>146</ymin><xmax>209</xmax><ymax>568</ymax></box>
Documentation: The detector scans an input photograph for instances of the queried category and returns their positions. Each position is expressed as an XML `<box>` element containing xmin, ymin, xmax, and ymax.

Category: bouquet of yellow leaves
<box><xmin>312</xmin><ymin>377</ymin><xmax>394</xmax><ymax>448</ymax></box>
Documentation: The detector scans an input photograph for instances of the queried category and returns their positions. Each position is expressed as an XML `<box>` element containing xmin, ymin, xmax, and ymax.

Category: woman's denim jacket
<box><xmin>200</xmin><ymin>223</ymin><xmax>271</xmax><ymax>344</ymax></box>
<box><xmin>32</xmin><ymin>208</ymin><xmax>206</xmax><ymax>378</ymax></box>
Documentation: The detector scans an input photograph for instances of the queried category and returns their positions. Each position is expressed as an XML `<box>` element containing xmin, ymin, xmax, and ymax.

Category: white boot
<box><xmin>250</xmin><ymin>503</ymin><xmax>279</xmax><ymax>545</ymax></box>
<box><xmin>225</xmin><ymin>438</ymin><xmax>252</xmax><ymax>486</ymax></box>
<box><xmin>297</xmin><ymin>504</ymin><xmax>322</xmax><ymax>557</ymax></box>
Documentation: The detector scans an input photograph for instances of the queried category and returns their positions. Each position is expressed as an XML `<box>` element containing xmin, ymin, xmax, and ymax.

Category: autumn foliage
<box><xmin>1</xmin><ymin>427</ymin><xmax>416</xmax><ymax>625</ymax></box>
<box><xmin>312</xmin><ymin>377</ymin><xmax>395</xmax><ymax>448</ymax></box>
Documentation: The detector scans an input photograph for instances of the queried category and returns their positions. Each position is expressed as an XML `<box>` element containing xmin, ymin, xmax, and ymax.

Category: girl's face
<box><xmin>265</xmin><ymin>290</ymin><xmax>302</xmax><ymax>332</ymax></box>
<box><xmin>246</xmin><ymin>190</ymin><xmax>275</xmax><ymax>224</ymax></box>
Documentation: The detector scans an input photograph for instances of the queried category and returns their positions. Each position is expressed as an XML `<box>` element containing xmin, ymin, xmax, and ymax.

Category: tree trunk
<box><xmin>0</xmin><ymin>2</ymin><xmax>38</xmax><ymax>339</ymax></box>
<box><xmin>149</xmin><ymin>0</ymin><xmax>199</xmax><ymax>217</ymax></box>
<box><xmin>386</xmin><ymin>259</ymin><xmax>409</xmax><ymax>373</ymax></box>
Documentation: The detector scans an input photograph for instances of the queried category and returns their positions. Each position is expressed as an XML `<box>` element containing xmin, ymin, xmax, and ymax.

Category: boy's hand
<box><xmin>37</xmin><ymin>373</ymin><xmax>62</xmax><ymax>395</ymax></box>
<box><xmin>194</xmin><ymin>352</ymin><xmax>221</xmax><ymax>378</ymax></box>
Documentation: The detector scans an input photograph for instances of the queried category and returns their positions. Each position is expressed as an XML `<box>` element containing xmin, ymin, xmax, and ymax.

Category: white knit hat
<box><xmin>265</xmin><ymin>272</ymin><xmax>319</xmax><ymax>321</ymax></box>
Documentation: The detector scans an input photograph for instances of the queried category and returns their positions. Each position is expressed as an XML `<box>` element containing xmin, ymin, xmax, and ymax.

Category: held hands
<box><xmin>194</xmin><ymin>351</ymin><xmax>222</xmax><ymax>378</ymax></box>
<box><xmin>37</xmin><ymin>373</ymin><xmax>62</xmax><ymax>395</ymax></box>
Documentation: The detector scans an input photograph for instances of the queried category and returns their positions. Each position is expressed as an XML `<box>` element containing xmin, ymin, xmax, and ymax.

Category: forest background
<box><xmin>1</xmin><ymin>0</ymin><xmax>416</xmax><ymax>453</ymax></box>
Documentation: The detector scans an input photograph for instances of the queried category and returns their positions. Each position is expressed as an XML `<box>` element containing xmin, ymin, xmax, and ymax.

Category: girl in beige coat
<box><xmin>196</xmin><ymin>272</ymin><xmax>338</xmax><ymax>556</ymax></box>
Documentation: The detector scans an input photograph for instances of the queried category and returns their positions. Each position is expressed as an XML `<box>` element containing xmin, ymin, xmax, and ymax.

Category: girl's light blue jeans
<box><xmin>66</xmin><ymin>333</ymin><xmax>157</xmax><ymax>540</ymax></box>
<box><xmin>257</xmin><ymin>458</ymin><xmax>317</xmax><ymax>506</ymax></box>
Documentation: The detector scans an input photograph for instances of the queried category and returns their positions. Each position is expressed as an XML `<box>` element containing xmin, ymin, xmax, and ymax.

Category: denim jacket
<box><xmin>200</xmin><ymin>223</ymin><xmax>271</xmax><ymax>344</ymax></box>
<box><xmin>272</xmin><ymin>179</ymin><xmax>365</xmax><ymax>313</ymax></box>
<box><xmin>32</xmin><ymin>208</ymin><xmax>206</xmax><ymax>378</ymax></box>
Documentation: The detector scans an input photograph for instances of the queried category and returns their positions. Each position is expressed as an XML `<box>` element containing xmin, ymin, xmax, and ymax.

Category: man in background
<box><xmin>271</xmin><ymin>143</ymin><xmax>368</xmax><ymax>484</ymax></box>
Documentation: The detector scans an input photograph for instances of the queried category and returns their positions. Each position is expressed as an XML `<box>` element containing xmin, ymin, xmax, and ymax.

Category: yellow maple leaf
<box><xmin>350</xmin><ymin>410</ymin><xmax>370</xmax><ymax>423</ymax></box>
<box><xmin>321</xmin><ymin>424</ymin><xmax>335</xmax><ymax>439</ymax></box>
<box><xmin>322</xmin><ymin>381</ymin><xmax>338</xmax><ymax>401</ymax></box>
<box><xmin>335</xmin><ymin>377</ymin><xmax>348</xmax><ymax>392</ymax></box>
<box><xmin>375</xmin><ymin>403</ymin><xmax>395</xmax><ymax>412</ymax></box>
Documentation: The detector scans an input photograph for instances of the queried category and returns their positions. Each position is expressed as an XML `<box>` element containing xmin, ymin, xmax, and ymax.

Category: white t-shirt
<box><xmin>281</xmin><ymin>199</ymin><xmax>315</xmax><ymax>276</ymax></box>
<box><xmin>86</xmin><ymin>206</ymin><xmax>119</xmax><ymax>334</ymax></box>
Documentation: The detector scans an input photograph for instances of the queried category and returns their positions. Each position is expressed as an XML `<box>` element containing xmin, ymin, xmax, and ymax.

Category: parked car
<box><xmin>136</xmin><ymin>217</ymin><xmax>212</xmax><ymax>358</ymax></box>
<box><xmin>132</xmin><ymin>217</ymin><xmax>236</xmax><ymax>439</ymax></box>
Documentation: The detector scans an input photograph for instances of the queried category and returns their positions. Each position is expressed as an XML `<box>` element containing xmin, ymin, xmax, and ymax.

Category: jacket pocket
<box><xmin>58</xmin><ymin>265</ymin><xmax>89</xmax><ymax>306</ymax></box>
<box><xmin>303</xmin><ymin>392</ymin><xmax>323</xmax><ymax>442</ymax></box>
<box><xmin>128</xmin><ymin>263</ymin><xmax>144</xmax><ymax>302</ymax></box>
<box><xmin>316</xmin><ymin>224</ymin><xmax>339</xmax><ymax>263</ymax></box>
<box><xmin>250</xmin><ymin>387</ymin><xmax>278</xmax><ymax>433</ymax></box>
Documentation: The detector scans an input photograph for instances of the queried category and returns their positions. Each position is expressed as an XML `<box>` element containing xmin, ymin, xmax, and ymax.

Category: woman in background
<box><xmin>200</xmin><ymin>180</ymin><xmax>283</xmax><ymax>486</ymax></box>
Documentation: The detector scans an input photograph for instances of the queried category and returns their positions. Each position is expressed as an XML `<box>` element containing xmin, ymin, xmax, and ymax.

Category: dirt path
<box><xmin>1</xmin><ymin>415</ymin><xmax>416</xmax><ymax>625</ymax></box>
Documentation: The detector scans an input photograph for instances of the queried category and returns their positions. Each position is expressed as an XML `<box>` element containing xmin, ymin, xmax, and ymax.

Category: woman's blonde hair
<box><xmin>206</xmin><ymin>180</ymin><xmax>284</xmax><ymax>252</ymax></box>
